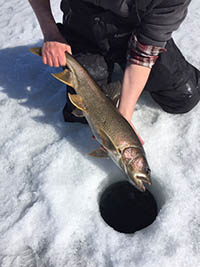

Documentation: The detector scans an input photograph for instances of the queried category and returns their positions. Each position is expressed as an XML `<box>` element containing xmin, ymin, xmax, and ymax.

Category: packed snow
<box><xmin>0</xmin><ymin>1</ymin><xmax>200</xmax><ymax>266</ymax></box>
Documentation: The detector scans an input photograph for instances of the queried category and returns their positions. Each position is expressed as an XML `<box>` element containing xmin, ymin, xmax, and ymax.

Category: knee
<box><xmin>74</xmin><ymin>53</ymin><xmax>109</xmax><ymax>83</ymax></box>
<box><xmin>150</xmin><ymin>74</ymin><xmax>200</xmax><ymax>114</ymax></box>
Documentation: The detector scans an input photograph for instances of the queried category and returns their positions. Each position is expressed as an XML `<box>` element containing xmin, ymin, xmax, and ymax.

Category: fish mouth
<box><xmin>120</xmin><ymin>153</ymin><xmax>152</xmax><ymax>192</ymax></box>
<box><xmin>128</xmin><ymin>173</ymin><xmax>151</xmax><ymax>192</ymax></box>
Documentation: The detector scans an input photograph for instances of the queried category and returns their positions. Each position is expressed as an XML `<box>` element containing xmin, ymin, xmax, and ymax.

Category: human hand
<box><xmin>128</xmin><ymin>120</ymin><xmax>144</xmax><ymax>146</ymax></box>
<box><xmin>118</xmin><ymin>108</ymin><xmax>144</xmax><ymax>146</ymax></box>
<box><xmin>42</xmin><ymin>40</ymin><xmax>72</xmax><ymax>67</ymax></box>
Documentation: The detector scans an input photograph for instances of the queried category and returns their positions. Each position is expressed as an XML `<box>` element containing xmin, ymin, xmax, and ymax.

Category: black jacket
<box><xmin>61</xmin><ymin>0</ymin><xmax>191</xmax><ymax>48</ymax></box>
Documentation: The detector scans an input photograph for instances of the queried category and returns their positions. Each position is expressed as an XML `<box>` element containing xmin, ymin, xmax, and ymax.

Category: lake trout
<box><xmin>30</xmin><ymin>47</ymin><xmax>151</xmax><ymax>192</ymax></box>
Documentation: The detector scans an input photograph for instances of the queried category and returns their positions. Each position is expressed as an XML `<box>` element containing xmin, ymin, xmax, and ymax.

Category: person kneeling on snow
<box><xmin>29</xmin><ymin>0</ymin><xmax>200</xmax><ymax>129</ymax></box>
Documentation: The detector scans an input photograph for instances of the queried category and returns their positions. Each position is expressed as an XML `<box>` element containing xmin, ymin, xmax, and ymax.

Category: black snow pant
<box><xmin>58</xmin><ymin>24</ymin><xmax>200</xmax><ymax>120</ymax></box>
<box><xmin>145</xmin><ymin>39</ymin><xmax>200</xmax><ymax>114</ymax></box>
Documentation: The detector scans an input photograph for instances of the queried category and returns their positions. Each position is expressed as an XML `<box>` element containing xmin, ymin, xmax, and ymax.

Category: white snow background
<box><xmin>0</xmin><ymin>1</ymin><xmax>200</xmax><ymax>266</ymax></box>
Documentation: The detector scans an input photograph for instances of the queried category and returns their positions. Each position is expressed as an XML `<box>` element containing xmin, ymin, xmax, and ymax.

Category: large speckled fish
<box><xmin>30</xmin><ymin>47</ymin><xmax>151</xmax><ymax>191</ymax></box>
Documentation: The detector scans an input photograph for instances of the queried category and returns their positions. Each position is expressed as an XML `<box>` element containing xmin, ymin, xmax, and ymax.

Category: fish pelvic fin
<box><xmin>98</xmin><ymin>128</ymin><xmax>119</xmax><ymax>153</ymax></box>
<box><xmin>68</xmin><ymin>93</ymin><xmax>87</xmax><ymax>112</ymax></box>
<box><xmin>88</xmin><ymin>147</ymin><xmax>108</xmax><ymax>158</ymax></box>
<box><xmin>52</xmin><ymin>69</ymin><xmax>75</xmax><ymax>87</ymax></box>
<box><xmin>29</xmin><ymin>47</ymin><xmax>42</xmax><ymax>57</ymax></box>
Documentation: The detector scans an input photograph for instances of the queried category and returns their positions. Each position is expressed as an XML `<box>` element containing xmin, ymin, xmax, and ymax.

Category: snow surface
<box><xmin>0</xmin><ymin>1</ymin><xmax>200</xmax><ymax>266</ymax></box>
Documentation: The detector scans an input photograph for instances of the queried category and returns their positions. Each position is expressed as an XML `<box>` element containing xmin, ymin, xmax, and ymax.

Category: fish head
<box><xmin>120</xmin><ymin>147</ymin><xmax>151</xmax><ymax>192</ymax></box>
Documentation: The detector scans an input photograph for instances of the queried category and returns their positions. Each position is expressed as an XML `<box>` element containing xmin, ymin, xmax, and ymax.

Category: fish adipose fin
<box><xmin>52</xmin><ymin>69</ymin><xmax>74</xmax><ymax>87</ymax></box>
<box><xmin>98</xmin><ymin>128</ymin><xmax>118</xmax><ymax>153</ymax></box>
<box><xmin>68</xmin><ymin>93</ymin><xmax>87</xmax><ymax>112</ymax></box>
<box><xmin>88</xmin><ymin>147</ymin><xmax>108</xmax><ymax>158</ymax></box>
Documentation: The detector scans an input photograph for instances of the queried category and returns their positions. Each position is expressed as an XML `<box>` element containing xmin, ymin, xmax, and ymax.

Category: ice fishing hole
<box><xmin>99</xmin><ymin>181</ymin><xmax>158</xmax><ymax>234</ymax></box>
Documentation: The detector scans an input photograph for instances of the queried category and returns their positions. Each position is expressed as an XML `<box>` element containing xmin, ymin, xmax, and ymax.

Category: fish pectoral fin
<box><xmin>88</xmin><ymin>147</ymin><xmax>108</xmax><ymax>158</ymax></box>
<box><xmin>52</xmin><ymin>69</ymin><xmax>74</xmax><ymax>87</ymax></box>
<box><xmin>68</xmin><ymin>93</ymin><xmax>87</xmax><ymax>112</ymax></box>
<box><xmin>98</xmin><ymin>128</ymin><xmax>118</xmax><ymax>153</ymax></box>
<box><xmin>29</xmin><ymin>47</ymin><xmax>42</xmax><ymax>57</ymax></box>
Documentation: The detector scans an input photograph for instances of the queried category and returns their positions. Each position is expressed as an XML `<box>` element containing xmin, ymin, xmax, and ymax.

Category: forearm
<box><xmin>28</xmin><ymin>0</ymin><xmax>62</xmax><ymax>40</ymax></box>
<box><xmin>29</xmin><ymin>0</ymin><xmax>71</xmax><ymax>66</ymax></box>
<box><xmin>119</xmin><ymin>64</ymin><xmax>151</xmax><ymax>122</ymax></box>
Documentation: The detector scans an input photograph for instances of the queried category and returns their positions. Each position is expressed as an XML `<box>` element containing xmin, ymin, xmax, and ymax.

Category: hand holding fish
<box><xmin>28</xmin><ymin>0</ymin><xmax>72</xmax><ymax>67</ymax></box>
<box><xmin>126</xmin><ymin>120</ymin><xmax>144</xmax><ymax>146</ymax></box>
<box><xmin>42</xmin><ymin>40</ymin><xmax>71</xmax><ymax>67</ymax></box>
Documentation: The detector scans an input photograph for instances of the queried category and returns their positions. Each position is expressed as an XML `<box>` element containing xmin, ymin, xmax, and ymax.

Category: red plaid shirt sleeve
<box><xmin>127</xmin><ymin>34</ymin><xmax>166</xmax><ymax>68</ymax></box>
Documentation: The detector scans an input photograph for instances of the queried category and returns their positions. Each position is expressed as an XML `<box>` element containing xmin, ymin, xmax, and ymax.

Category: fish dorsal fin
<box><xmin>98</xmin><ymin>128</ymin><xmax>118</xmax><ymax>152</ymax></box>
<box><xmin>29</xmin><ymin>47</ymin><xmax>42</xmax><ymax>57</ymax></box>
<box><xmin>68</xmin><ymin>93</ymin><xmax>87</xmax><ymax>112</ymax></box>
<box><xmin>52</xmin><ymin>69</ymin><xmax>74</xmax><ymax>87</ymax></box>
<box><xmin>88</xmin><ymin>147</ymin><xmax>108</xmax><ymax>158</ymax></box>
